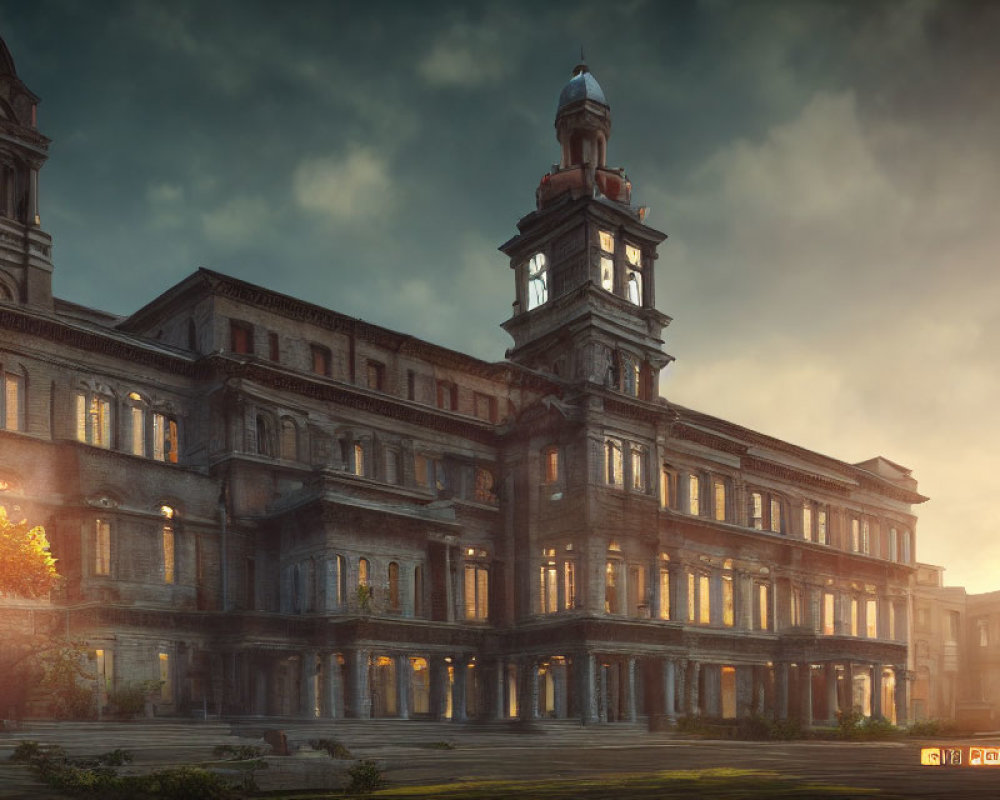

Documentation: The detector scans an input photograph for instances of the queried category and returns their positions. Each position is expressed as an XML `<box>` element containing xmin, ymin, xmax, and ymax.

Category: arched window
<box><xmin>255</xmin><ymin>414</ymin><xmax>273</xmax><ymax>457</ymax></box>
<box><xmin>388</xmin><ymin>562</ymin><xmax>400</xmax><ymax>612</ymax></box>
<box><xmin>527</xmin><ymin>253</ymin><xmax>548</xmax><ymax>310</ymax></box>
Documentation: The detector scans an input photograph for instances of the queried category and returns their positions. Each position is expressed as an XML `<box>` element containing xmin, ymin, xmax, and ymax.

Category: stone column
<box><xmin>740</xmin><ymin>573</ymin><xmax>753</xmax><ymax>630</ymax></box>
<box><xmin>798</xmin><ymin>662</ymin><xmax>812</xmax><ymax>726</ymax></box>
<box><xmin>736</xmin><ymin>665</ymin><xmax>753</xmax><ymax>718</ymax></box>
<box><xmin>492</xmin><ymin>659</ymin><xmax>507</xmax><ymax>720</ymax></box>
<box><xmin>775</xmin><ymin>661</ymin><xmax>789</xmax><ymax>720</ymax></box>
<box><xmin>871</xmin><ymin>664</ymin><xmax>883</xmax><ymax>719</ymax></box>
<box><xmin>598</xmin><ymin>661</ymin><xmax>609</xmax><ymax>723</ymax></box>
<box><xmin>519</xmin><ymin>658</ymin><xmax>539</xmax><ymax>721</ymax></box>
<box><xmin>704</xmin><ymin>664</ymin><xmax>720</xmax><ymax>717</ymax></box>
<box><xmin>688</xmin><ymin>661</ymin><xmax>701</xmax><ymax>716</ymax></box>
<box><xmin>345</xmin><ymin>649</ymin><xmax>370</xmax><ymax>719</ymax></box>
<box><xmin>429</xmin><ymin>656</ymin><xmax>450</xmax><ymax>720</ymax></box>
<box><xmin>396</xmin><ymin>655</ymin><xmax>410</xmax><ymax>720</ymax></box>
<box><xmin>445</xmin><ymin>547</ymin><xmax>455</xmax><ymax>622</ymax></box>
<box><xmin>663</xmin><ymin>658</ymin><xmax>676</xmax><ymax>720</ymax></box>
<box><xmin>553</xmin><ymin>661</ymin><xmax>568</xmax><ymax>719</ymax></box>
<box><xmin>577</xmin><ymin>652</ymin><xmax>598</xmax><ymax>724</ymax></box>
<box><xmin>676</xmin><ymin>659</ymin><xmax>688</xmax><ymax>718</ymax></box>
<box><xmin>753</xmin><ymin>665</ymin><xmax>766</xmax><ymax>714</ymax></box>
<box><xmin>894</xmin><ymin>665</ymin><xmax>908</xmax><ymax>727</ymax></box>
<box><xmin>825</xmin><ymin>663</ymin><xmax>838</xmax><ymax>724</ymax></box>
<box><xmin>710</xmin><ymin>571</ymin><xmax>723</xmax><ymax>626</ymax></box>
<box><xmin>300</xmin><ymin>650</ymin><xmax>318</xmax><ymax>718</ymax></box>
<box><xmin>452</xmin><ymin>659</ymin><xmax>468</xmax><ymax>722</ymax></box>
<box><xmin>321</xmin><ymin>653</ymin><xmax>343</xmax><ymax>718</ymax></box>
<box><xmin>625</xmin><ymin>657</ymin><xmax>638</xmax><ymax>722</ymax></box>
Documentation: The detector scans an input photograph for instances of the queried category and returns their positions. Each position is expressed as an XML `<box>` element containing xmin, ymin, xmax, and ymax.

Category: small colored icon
<box><xmin>920</xmin><ymin>748</ymin><xmax>940</xmax><ymax>766</ymax></box>
<box><xmin>969</xmin><ymin>748</ymin><xmax>1000</xmax><ymax>766</ymax></box>
<box><xmin>942</xmin><ymin>748</ymin><xmax>963</xmax><ymax>766</ymax></box>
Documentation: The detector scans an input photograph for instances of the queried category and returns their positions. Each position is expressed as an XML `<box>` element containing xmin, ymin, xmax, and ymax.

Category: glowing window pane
<box><xmin>131</xmin><ymin>406</ymin><xmax>145</xmax><ymax>457</ymax></box>
<box><xmin>688</xmin><ymin>475</ymin><xmax>700</xmax><ymax>516</ymax></box>
<box><xmin>95</xmin><ymin>519</ymin><xmax>111</xmax><ymax>576</ymax></box>
<box><xmin>751</xmin><ymin>493</ymin><xmax>763</xmax><ymax>529</ymax></box>
<box><xmin>699</xmin><ymin>574</ymin><xmax>711</xmax><ymax>624</ymax></box>
<box><xmin>658</xmin><ymin>568</ymin><xmax>670</xmax><ymax>620</ymax></box>
<box><xmin>162</xmin><ymin>525</ymin><xmax>175</xmax><ymax>584</ymax></box>
<box><xmin>758</xmin><ymin>584</ymin><xmax>769</xmax><ymax>630</ymax></box>
<box><xmin>851</xmin><ymin>598</ymin><xmax>859</xmax><ymax>636</ymax></box>
<box><xmin>599</xmin><ymin>230</ymin><xmax>615</xmax><ymax>253</ymax></box>
<box><xmin>722</xmin><ymin>575</ymin><xmax>734</xmax><ymax>627</ymax></box>
<box><xmin>769</xmin><ymin>498</ymin><xmax>781</xmax><ymax>532</ymax></box>
<box><xmin>714</xmin><ymin>481</ymin><xmax>726</xmax><ymax>521</ymax></box>
<box><xmin>817</xmin><ymin>510</ymin><xmax>827</xmax><ymax>544</ymax></box>
<box><xmin>564</xmin><ymin>561</ymin><xmax>576</xmax><ymax>610</ymax></box>
<box><xmin>823</xmin><ymin>592</ymin><xmax>835</xmax><ymax>635</ymax></box>
<box><xmin>866</xmin><ymin>598</ymin><xmax>878</xmax><ymax>638</ymax></box>
<box><xmin>687</xmin><ymin>572</ymin><xmax>695</xmax><ymax>622</ymax></box>
<box><xmin>600</xmin><ymin>256</ymin><xmax>614</xmax><ymax>292</ymax></box>
<box><xmin>802</xmin><ymin>506</ymin><xmax>812</xmax><ymax>541</ymax></box>
<box><xmin>527</xmin><ymin>253</ymin><xmax>548</xmax><ymax>310</ymax></box>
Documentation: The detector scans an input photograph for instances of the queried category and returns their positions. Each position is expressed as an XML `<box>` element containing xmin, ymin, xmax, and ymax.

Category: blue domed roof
<box><xmin>557</xmin><ymin>64</ymin><xmax>608</xmax><ymax>112</ymax></box>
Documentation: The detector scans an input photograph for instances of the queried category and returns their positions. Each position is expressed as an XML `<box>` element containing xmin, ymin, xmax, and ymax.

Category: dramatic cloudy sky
<box><xmin>2</xmin><ymin>1</ymin><xmax>997</xmax><ymax>592</ymax></box>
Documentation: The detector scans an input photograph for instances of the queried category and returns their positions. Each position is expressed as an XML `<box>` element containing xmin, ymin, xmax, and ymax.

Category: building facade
<box><xmin>0</xmin><ymin>42</ymin><xmax>925</xmax><ymax>725</ymax></box>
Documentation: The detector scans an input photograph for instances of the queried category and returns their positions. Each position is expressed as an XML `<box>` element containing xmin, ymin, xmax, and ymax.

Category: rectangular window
<box><xmin>889</xmin><ymin>528</ymin><xmax>898</xmax><ymax>561</ymax></box>
<box><xmin>366</xmin><ymin>360</ymin><xmax>385</xmax><ymax>391</ymax></box>
<box><xmin>713</xmin><ymin>480</ymin><xmax>726</xmax><ymax>521</ymax></box>
<box><xmin>540</xmin><ymin>562</ymin><xmax>558</xmax><ymax>614</ymax></box>
<box><xmin>605</xmin><ymin>439</ymin><xmax>623</xmax><ymax>487</ymax></box>
<box><xmin>605</xmin><ymin>560</ymin><xmax>621</xmax><ymax>614</ymax></box>
<box><xmin>902</xmin><ymin>530</ymin><xmax>912</xmax><ymax>563</ymax></box>
<box><xmin>563</xmin><ymin>561</ymin><xmax>576</xmax><ymax>610</ymax></box>
<box><xmin>76</xmin><ymin>392</ymin><xmax>112</xmax><ymax>448</ymax></box>
<box><xmin>802</xmin><ymin>506</ymin><xmax>813</xmax><ymax>541</ymax></box>
<box><xmin>687</xmin><ymin>571</ymin><xmax>695</xmax><ymax>623</ymax></box>
<box><xmin>757</xmin><ymin>584</ymin><xmax>769</xmax><ymax>630</ymax></box>
<box><xmin>268</xmin><ymin>332</ymin><xmax>280</xmax><ymax>362</ymax></box>
<box><xmin>2</xmin><ymin>373</ymin><xmax>25</xmax><ymax>431</ymax></box>
<box><xmin>699</xmin><ymin>574</ymin><xmax>710</xmax><ymax>624</ymax></box>
<box><xmin>750</xmin><ymin>492</ymin><xmax>763</xmax><ymax>530</ymax></box>
<box><xmin>769</xmin><ymin>498</ymin><xmax>781</xmax><ymax>533</ymax></box>
<box><xmin>823</xmin><ymin>592</ymin><xmax>835</xmax><ymax>635</ymax></box>
<box><xmin>159</xmin><ymin>653</ymin><xmax>172</xmax><ymax>703</ymax></box>
<box><xmin>817</xmin><ymin>510</ymin><xmax>827</xmax><ymax>544</ymax></box>
<box><xmin>889</xmin><ymin>603</ymin><xmax>897</xmax><ymax>640</ymax></box>
<box><xmin>473</xmin><ymin>392</ymin><xmax>495</xmax><ymax>422</ymax></box>
<box><xmin>464</xmin><ymin>564</ymin><xmax>489</xmax><ymax>621</ymax></box>
<box><xmin>599</xmin><ymin>230</ymin><xmax>615</xmax><ymax>292</ymax></box>
<box><xmin>660</xmin><ymin>468</ymin><xmax>674</xmax><ymax>509</ymax></box>
<box><xmin>544</xmin><ymin>448</ymin><xmax>559</xmax><ymax>484</ymax></box>
<box><xmin>851</xmin><ymin>519</ymin><xmax>860</xmax><ymax>552</ymax></box>
<box><xmin>658</xmin><ymin>567</ymin><xmax>670</xmax><ymax>620</ymax></box>
<box><xmin>851</xmin><ymin>598</ymin><xmax>859</xmax><ymax>636</ymax></box>
<box><xmin>311</xmin><ymin>345</ymin><xmax>331</xmax><ymax>376</ymax></box>
<box><xmin>94</xmin><ymin>519</ymin><xmax>111</xmax><ymax>576</ymax></box>
<box><xmin>688</xmin><ymin>474</ymin><xmax>700</xmax><ymax>516</ymax></box>
<box><xmin>861</xmin><ymin>520</ymin><xmax>871</xmax><ymax>554</ymax></box>
<box><xmin>629</xmin><ymin>564</ymin><xmax>647</xmax><ymax>617</ymax></box>
<box><xmin>722</xmin><ymin>575</ymin><xmax>734</xmax><ymax>626</ymax></box>
<box><xmin>384</xmin><ymin>447</ymin><xmax>400</xmax><ymax>485</ymax></box>
<box><xmin>130</xmin><ymin>406</ymin><xmax>145</xmax><ymax>456</ymax></box>
<box><xmin>352</xmin><ymin>442</ymin><xmax>365</xmax><ymax>477</ymax></box>
<box><xmin>630</xmin><ymin>447</ymin><xmax>644</xmax><ymax>491</ymax></box>
<box><xmin>791</xmin><ymin>588</ymin><xmax>802</xmax><ymax>627</ymax></box>
<box><xmin>230</xmin><ymin>321</ymin><xmax>253</xmax><ymax>354</ymax></box>
<box><xmin>866</xmin><ymin>598</ymin><xmax>878</xmax><ymax>638</ymax></box>
<box><xmin>625</xmin><ymin>244</ymin><xmax>642</xmax><ymax>305</ymax></box>
<box><xmin>152</xmin><ymin>413</ymin><xmax>179</xmax><ymax>463</ymax></box>
<box><xmin>436</xmin><ymin>381</ymin><xmax>457</xmax><ymax>411</ymax></box>
<box><xmin>162</xmin><ymin>524</ymin><xmax>175</xmax><ymax>584</ymax></box>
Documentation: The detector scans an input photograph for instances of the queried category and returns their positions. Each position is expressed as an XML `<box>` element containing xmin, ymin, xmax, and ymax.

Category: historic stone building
<box><xmin>0</xmin><ymin>40</ymin><xmax>925</xmax><ymax>725</ymax></box>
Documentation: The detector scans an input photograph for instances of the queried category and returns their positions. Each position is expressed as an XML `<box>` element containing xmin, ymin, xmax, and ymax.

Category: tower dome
<box><xmin>557</xmin><ymin>62</ymin><xmax>608</xmax><ymax>112</ymax></box>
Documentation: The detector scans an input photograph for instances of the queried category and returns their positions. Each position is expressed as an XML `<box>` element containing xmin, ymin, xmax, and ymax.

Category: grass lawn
<box><xmin>270</xmin><ymin>767</ymin><xmax>904</xmax><ymax>799</ymax></box>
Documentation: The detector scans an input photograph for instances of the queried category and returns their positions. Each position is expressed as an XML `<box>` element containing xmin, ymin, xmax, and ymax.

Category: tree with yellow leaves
<box><xmin>0</xmin><ymin>506</ymin><xmax>58</xmax><ymax>599</ymax></box>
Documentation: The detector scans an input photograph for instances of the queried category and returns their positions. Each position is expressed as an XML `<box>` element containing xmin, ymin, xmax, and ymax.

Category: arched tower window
<box><xmin>527</xmin><ymin>253</ymin><xmax>548</xmax><ymax>310</ymax></box>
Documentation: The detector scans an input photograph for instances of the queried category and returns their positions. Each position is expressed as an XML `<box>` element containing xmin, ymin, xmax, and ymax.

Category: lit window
<box><xmin>128</xmin><ymin>394</ymin><xmax>145</xmax><ymax>457</ymax></box>
<box><xmin>630</xmin><ymin>446</ymin><xmax>645</xmax><ymax>490</ymax></box>
<box><xmin>658</xmin><ymin>555</ymin><xmax>670</xmax><ymax>620</ymax></box>
<box><xmin>817</xmin><ymin>510</ymin><xmax>827</xmax><ymax>544</ymax></box>
<box><xmin>660</xmin><ymin>467</ymin><xmax>675</xmax><ymax>509</ymax></box>
<box><xmin>334</xmin><ymin>554</ymin><xmax>347</xmax><ymax>607</ymax></box>
<box><xmin>464</xmin><ymin>562</ymin><xmax>489</xmax><ymax>621</ymax></box>
<box><xmin>352</xmin><ymin>442</ymin><xmax>365</xmax><ymax>477</ymax></box>
<box><xmin>625</xmin><ymin>244</ymin><xmax>642</xmax><ymax>305</ymax></box>
<box><xmin>823</xmin><ymin>592</ymin><xmax>835</xmax><ymax>635</ymax></box>
<box><xmin>366</xmin><ymin>360</ymin><xmax>385</xmax><ymax>391</ymax></box>
<box><xmin>605</xmin><ymin>560</ymin><xmax>622</xmax><ymax>614</ymax></box>
<box><xmin>713</xmin><ymin>480</ymin><xmax>726</xmax><ymax>521</ymax></box>
<box><xmin>605</xmin><ymin>439</ymin><xmax>623</xmax><ymax>487</ymax></box>
<box><xmin>851</xmin><ymin>598</ymin><xmax>859</xmax><ymax>636</ymax></box>
<box><xmin>230</xmin><ymin>321</ymin><xmax>253</xmax><ymax>355</ymax></box>
<box><xmin>866</xmin><ymin>597</ymin><xmax>878</xmax><ymax>638</ymax></box>
<box><xmin>802</xmin><ymin>506</ymin><xmax>813</xmax><ymax>541</ymax></box>
<box><xmin>527</xmin><ymin>253</ymin><xmax>548</xmax><ymax>310</ymax></box>
<box><xmin>750</xmin><ymin>492</ymin><xmax>763</xmax><ymax>530</ymax></box>
<box><xmin>888</xmin><ymin>528</ymin><xmax>898</xmax><ymax>562</ymax></box>
<box><xmin>311</xmin><ymin>344</ymin><xmax>331</xmax><ymax>376</ymax></box>
<box><xmin>162</xmin><ymin>523</ymin><xmax>175</xmax><ymax>584</ymax></box>
<box><xmin>540</xmin><ymin>559</ymin><xmax>558</xmax><ymax>614</ymax></box>
<box><xmin>769</xmin><ymin>498</ymin><xmax>782</xmax><ymax>533</ymax></box>
<box><xmin>757</xmin><ymin>583</ymin><xmax>769</xmax><ymax>630</ymax></box>
<box><xmin>2</xmin><ymin>370</ymin><xmax>25</xmax><ymax>431</ymax></box>
<box><xmin>861</xmin><ymin>519</ymin><xmax>871</xmax><ymax>555</ymax></box>
<box><xmin>94</xmin><ymin>519</ymin><xmax>111</xmax><ymax>576</ymax></box>
<box><xmin>851</xmin><ymin>519</ymin><xmax>860</xmax><ymax>552</ymax></box>
<box><xmin>791</xmin><ymin>587</ymin><xmax>802</xmax><ymax>627</ymax></box>
<box><xmin>474</xmin><ymin>467</ymin><xmax>497</xmax><ymax>504</ymax></box>
<box><xmin>152</xmin><ymin>412</ymin><xmax>179</xmax><ymax>463</ymax></box>
<box><xmin>889</xmin><ymin>603</ymin><xmax>897</xmax><ymax>640</ymax></box>
<box><xmin>543</xmin><ymin>447</ymin><xmax>559</xmax><ymax>484</ymax></box>
<box><xmin>75</xmin><ymin>391</ymin><xmax>112</xmax><ymax>448</ymax></box>
<box><xmin>722</xmin><ymin>573</ymin><xmax>734</xmax><ymax>627</ymax></box>
<box><xmin>688</xmin><ymin>474</ymin><xmax>700</xmax><ymax>516</ymax></box>
<box><xmin>564</xmin><ymin>561</ymin><xmax>576</xmax><ymax>610</ymax></box>
<box><xmin>699</xmin><ymin>574</ymin><xmax>710</xmax><ymax>624</ymax></box>
<box><xmin>358</xmin><ymin>558</ymin><xmax>370</xmax><ymax>587</ymax></box>
<box><xmin>598</xmin><ymin>230</ymin><xmax>615</xmax><ymax>292</ymax></box>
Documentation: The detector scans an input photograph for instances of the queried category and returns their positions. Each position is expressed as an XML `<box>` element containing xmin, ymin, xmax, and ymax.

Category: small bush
<box><xmin>346</xmin><ymin>759</ymin><xmax>387</xmax><ymax>795</ymax></box>
<box><xmin>10</xmin><ymin>740</ymin><xmax>66</xmax><ymax>764</ymax></box>
<box><xmin>769</xmin><ymin>717</ymin><xmax>803</xmax><ymax>740</ymax></box>
<box><xmin>908</xmin><ymin>718</ymin><xmax>960</xmax><ymax>737</ymax></box>
<box><xmin>213</xmin><ymin>743</ymin><xmax>265</xmax><ymax>761</ymax></box>
<box><xmin>734</xmin><ymin>714</ymin><xmax>772</xmax><ymax>740</ymax></box>
<box><xmin>152</xmin><ymin>766</ymin><xmax>240</xmax><ymax>800</ymax></box>
<box><xmin>108</xmin><ymin>681</ymin><xmax>160</xmax><ymax>719</ymax></box>
<box><xmin>310</xmin><ymin>737</ymin><xmax>353</xmax><ymax>759</ymax></box>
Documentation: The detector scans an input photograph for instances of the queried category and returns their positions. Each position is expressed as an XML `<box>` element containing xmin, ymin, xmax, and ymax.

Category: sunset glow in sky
<box><xmin>2</xmin><ymin>1</ymin><xmax>998</xmax><ymax>591</ymax></box>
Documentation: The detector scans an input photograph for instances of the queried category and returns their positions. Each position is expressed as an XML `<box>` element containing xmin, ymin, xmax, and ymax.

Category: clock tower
<box><xmin>500</xmin><ymin>61</ymin><xmax>672</xmax><ymax>402</ymax></box>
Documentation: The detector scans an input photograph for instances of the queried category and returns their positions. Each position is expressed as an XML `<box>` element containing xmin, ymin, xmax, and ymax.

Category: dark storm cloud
<box><xmin>1</xmin><ymin>0</ymin><xmax>997</xmax><ymax>590</ymax></box>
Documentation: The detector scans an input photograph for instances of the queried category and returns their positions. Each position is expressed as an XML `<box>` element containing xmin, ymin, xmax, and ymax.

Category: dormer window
<box><xmin>625</xmin><ymin>244</ymin><xmax>642</xmax><ymax>305</ymax></box>
<box><xmin>598</xmin><ymin>230</ymin><xmax>614</xmax><ymax>292</ymax></box>
<box><xmin>527</xmin><ymin>253</ymin><xmax>548</xmax><ymax>310</ymax></box>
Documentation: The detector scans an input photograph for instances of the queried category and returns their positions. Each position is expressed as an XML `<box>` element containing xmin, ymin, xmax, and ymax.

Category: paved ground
<box><xmin>1</xmin><ymin>719</ymin><xmax>999</xmax><ymax>798</ymax></box>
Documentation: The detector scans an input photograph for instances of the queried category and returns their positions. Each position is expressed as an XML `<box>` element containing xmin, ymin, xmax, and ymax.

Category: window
<box><xmin>791</xmin><ymin>587</ymin><xmax>803</xmax><ymax>627</ymax></box>
<box><xmin>750</xmin><ymin>492</ymin><xmax>763</xmax><ymax>529</ymax></box>
<box><xmin>888</xmin><ymin>528</ymin><xmax>898</xmax><ymax>562</ymax></box>
<box><xmin>388</xmin><ymin>562</ymin><xmax>400</xmax><ymax>611</ymax></box>
<box><xmin>474</xmin><ymin>468</ymin><xmax>497</xmax><ymax>504</ymax></box>
<box><xmin>280</xmin><ymin>418</ymin><xmax>298</xmax><ymax>460</ymax></box>
<box><xmin>620</xmin><ymin>353</ymin><xmax>640</xmax><ymax>396</ymax></box>
<box><xmin>866</xmin><ymin>597</ymin><xmax>878</xmax><ymax>638</ymax></box>
<box><xmin>152</xmin><ymin>413</ymin><xmax>179</xmax><ymax>463</ymax></box>
<box><xmin>384</xmin><ymin>447</ymin><xmax>401</xmax><ymax>485</ymax></box>
<box><xmin>604</xmin><ymin>439</ymin><xmax>623</xmax><ymax>487</ymax></box>
<box><xmin>94</xmin><ymin>519</ymin><xmax>111</xmax><ymax>576</ymax></box>
<box><xmin>628</xmin><ymin>564</ymin><xmax>647</xmax><ymax>617</ymax></box>
<box><xmin>722</xmin><ymin>573</ymin><xmax>734</xmax><ymax>627</ymax></box>
<box><xmin>978</xmin><ymin>618</ymin><xmax>989</xmax><ymax>648</ymax></box>
<box><xmin>605</xmin><ymin>560</ymin><xmax>622</xmax><ymax>614</ymax></box>
<box><xmin>162</xmin><ymin>522</ymin><xmax>175</xmax><ymax>585</ymax></box>
<box><xmin>366</xmin><ymin>360</ymin><xmax>385</xmax><ymax>391</ymax></box>
<box><xmin>851</xmin><ymin>598</ymin><xmax>859</xmax><ymax>636</ymax></box>
<box><xmin>255</xmin><ymin>414</ymin><xmax>273</xmax><ymax>457</ymax></box>
<box><xmin>75</xmin><ymin>391</ymin><xmax>112</xmax><ymax>448</ymax></box>
<box><xmin>817</xmin><ymin>509</ymin><xmax>827</xmax><ymax>545</ymax></box>
<box><xmin>688</xmin><ymin>474</ymin><xmax>700</xmax><ymax>516</ymax></box>
<box><xmin>598</xmin><ymin>230</ymin><xmax>615</xmax><ymax>292</ymax></box>
<box><xmin>660</xmin><ymin>466</ymin><xmax>676</xmax><ymax>509</ymax></box>
<box><xmin>802</xmin><ymin>506</ymin><xmax>813</xmax><ymax>542</ymax></box>
<box><xmin>413</xmin><ymin>564</ymin><xmax>423</xmax><ymax>617</ymax></box>
<box><xmin>2</xmin><ymin>368</ymin><xmax>26</xmax><ymax>431</ymax></box>
<box><xmin>543</xmin><ymin>447</ymin><xmax>559</xmax><ymax>484</ymax></box>
<box><xmin>464</xmin><ymin>562</ymin><xmax>489</xmax><ymax>621</ymax></box>
<box><xmin>473</xmin><ymin>392</ymin><xmax>495</xmax><ymax>422</ymax></box>
<box><xmin>268</xmin><ymin>332</ymin><xmax>279</xmax><ymax>361</ymax></box>
<box><xmin>861</xmin><ymin>519</ymin><xmax>871</xmax><ymax>555</ymax></box>
<box><xmin>564</xmin><ymin>560</ymin><xmax>576</xmax><ymax>610</ymax></box>
<box><xmin>699</xmin><ymin>574</ymin><xmax>711</xmax><ymax>624</ymax></box>
<box><xmin>889</xmin><ymin>602</ymin><xmax>897</xmax><ymax>640</ymax></box>
<box><xmin>822</xmin><ymin>592</ymin><xmax>835</xmax><ymax>635</ymax></box>
<box><xmin>769</xmin><ymin>498</ymin><xmax>782</xmax><ymax>533</ymax></box>
<box><xmin>311</xmin><ymin>344</ymin><xmax>331</xmax><ymax>376</ymax></box>
<box><xmin>352</xmin><ymin>442</ymin><xmax>365</xmax><ymax>477</ymax></box>
<box><xmin>527</xmin><ymin>252</ymin><xmax>548</xmax><ymax>310</ymax></box>
<box><xmin>334</xmin><ymin>554</ymin><xmax>347</xmax><ymax>607</ymax></box>
<box><xmin>851</xmin><ymin>518</ymin><xmax>860</xmax><ymax>552</ymax></box>
<box><xmin>713</xmin><ymin>480</ymin><xmax>726</xmax><ymax>521</ymax></box>
<box><xmin>687</xmin><ymin>571</ymin><xmax>696</xmax><ymax>622</ymax></box>
<box><xmin>658</xmin><ymin>554</ymin><xmax>670</xmax><ymax>620</ymax></box>
<box><xmin>625</xmin><ymin>244</ymin><xmax>642</xmax><ymax>305</ymax></box>
<box><xmin>629</xmin><ymin>445</ymin><xmax>645</xmax><ymax>490</ymax></box>
<box><xmin>128</xmin><ymin>393</ymin><xmax>145</xmax><ymax>456</ymax></box>
<box><xmin>230</xmin><ymin>321</ymin><xmax>253</xmax><ymax>354</ymax></box>
<box><xmin>436</xmin><ymin>380</ymin><xmax>458</xmax><ymax>411</ymax></box>
<box><xmin>757</xmin><ymin>583</ymin><xmax>769</xmax><ymax>630</ymax></box>
<box><xmin>947</xmin><ymin>611</ymin><xmax>960</xmax><ymax>643</ymax></box>
<box><xmin>902</xmin><ymin>529</ymin><xmax>912</xmax><ymax>563</ymax></box>
<box><xmin>540</xmin><ymin>557</ymin><xmax>558</xmax><ymax>614</ymax></box>
<box><xmin>358</xmin><ymin>558</ymin><xmax>370</xmax><ymax>588</ymax></box>
<box><xmin>414</xmin><ymin>454</ymin><xmax>444</xmax><ymax>491</ymax></box>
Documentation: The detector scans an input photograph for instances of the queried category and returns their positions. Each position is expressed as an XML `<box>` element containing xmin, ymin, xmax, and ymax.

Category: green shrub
<box><xmin>346</xmin><ymin>759</ymin><xmax>387</xmax><ymax>795</ymax></box>
<box><xmin>152</xmin><ymin>766</ymin><xmax>240</xmax><ymax>800</ymax></box>
<box><xmin>908</xmin><ymin>718</ymin><xmax>960</xmax><ymax>737</ymax></box>
<box><xmin>108</xmin><ymin>680</ymin><xmax>160</xmax><ymax>719</ymax></box>
<box><xmin>213</xmin><ymin>743</ymin><xmax>265</xmax><ymax>761</ymax></box>
<box><xmin>734</xmin><ymin>714</ymin><xmax>772</xmax><ymax>740</ymax></box>
<box><xmin>768</xmin><ymin>717</ymin><xmax>803</xmax><ymax>740</ymax></box>
<box><xmin>10</xmin><ymin>740</ymin><xmax>66</xmax><ymax>764</ymax></box>
<box><xmin>310</xmin><ymin>737</ymin><xmax>353</xmax><ymax>759</ymax></box>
